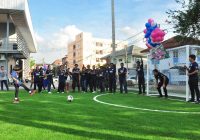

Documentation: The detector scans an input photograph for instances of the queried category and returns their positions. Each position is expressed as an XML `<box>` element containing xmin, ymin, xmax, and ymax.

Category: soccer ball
<box><xmin>67</xmin><ymin>95</ymin><xmax>74</xmax><ymax>102</ymax></box>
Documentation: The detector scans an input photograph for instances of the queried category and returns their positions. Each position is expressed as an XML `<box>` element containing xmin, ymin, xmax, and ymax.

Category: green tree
<box><xmin>167</xmin><ymin>0</ymin><xmax>200</xmax><ymax>38</ymax></box>
<box><xmin>30</xmin><ymin>58</ymin><xmax>36</xmax><ymax>69</ymax></box>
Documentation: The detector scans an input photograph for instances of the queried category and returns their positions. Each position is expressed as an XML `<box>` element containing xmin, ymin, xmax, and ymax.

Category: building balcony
<box><xmin>0</xmin><ymin>42</ymin><xmax>29</xmax><ymax>59</ymax></box>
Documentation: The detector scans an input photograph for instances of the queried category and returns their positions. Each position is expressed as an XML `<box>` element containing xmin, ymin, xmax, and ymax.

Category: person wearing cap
<box><xmin>72</xmin><ymin>64</ymin><xmax>80</xmax><ymax>92</ymax></box>
<box><xmin>118</xmin><ymin>63</ymin><xmax>128</xmax><ymax>94</ymax></box>
<box><xmin>153</xmin><ymin>69</ymin><xmax>169</xmax><ymax>98</ymax></box>
<box><xmin>11</xmin><ymin>66</ymin><xmax>36</xmax><ymax>104</ymax></box>
<box><xmin>108</xmin><ymin>63</ymin><xmax>116</xmax><ymax>93</ymax></box>
<box><xmin>136</xmin><ymin>58</ymin><xmax>145</xmax><ymax>95</ymax></box>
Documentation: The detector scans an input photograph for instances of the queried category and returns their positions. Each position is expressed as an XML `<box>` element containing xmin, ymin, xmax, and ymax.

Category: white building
<box><xmin>0</xmin><ymin>0</ymin><xmax>37</xmax><ymax>79</ymax></box>
<box><xmin>67</xmin><ymin>32</ymin><xmax>128</xmax><ymax>68</ymax></box>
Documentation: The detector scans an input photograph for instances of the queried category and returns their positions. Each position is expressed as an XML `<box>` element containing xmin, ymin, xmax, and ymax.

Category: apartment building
<box><xmin>67</xmin><ymin>32</ymin><xmax>127</xmax><ymax>68</ymax></box>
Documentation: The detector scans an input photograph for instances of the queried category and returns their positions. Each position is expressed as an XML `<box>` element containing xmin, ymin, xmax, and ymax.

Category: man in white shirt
<box><xmin>0</xmin><ymin>66</ymin><xmax>9</xmax><ymax>91</ymax></box>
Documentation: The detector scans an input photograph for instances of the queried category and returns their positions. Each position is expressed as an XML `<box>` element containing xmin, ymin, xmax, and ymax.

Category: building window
<box><xmin>96</xmin><ymin>42</ymin><xmax>103</xmax><ymax>47</ymax></box>
<box><xmin>73</xmin><ymin>52</ymin><xmax>76</xmax><ymax>57</ymax></box>
<box><xmin>73</xmin><ymin>60</ymin><xmax>76</xmax><ymax>64</ymax></box>
<box><xmin>119</xmin><ymin>59</ymin><xmax>123</xmax><ymax>62</ymax></box>
<box><xmin>173</xmin><ymin>50</ymin><xmax>178</xmax><ymax>58</ymax></box>
<box><xmin>96</xmin><ymin>58</ymin><xmax>100</xmax><ymax>62</ymax></box>
<box><xmin>73</xmin><ymin>45</ymin><xmax>76</xmax><ymax>50</ymax></box>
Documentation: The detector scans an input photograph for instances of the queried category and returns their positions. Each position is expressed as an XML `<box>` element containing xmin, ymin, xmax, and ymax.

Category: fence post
<box><xmin>186</xmin><ymin>46</ymin><xmax>190</xmax><ymax>101</ymax></box>
<box><xmin>147</xmin><ymin>54</ymin><xmax>149</xmax><ymax>96</ymax></box>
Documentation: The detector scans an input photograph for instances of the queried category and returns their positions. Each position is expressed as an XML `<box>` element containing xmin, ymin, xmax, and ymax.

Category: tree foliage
<box><xmin>167</xmin><ymin>0</ymin><xmax>200</xmax><ymax>38</ymax></box>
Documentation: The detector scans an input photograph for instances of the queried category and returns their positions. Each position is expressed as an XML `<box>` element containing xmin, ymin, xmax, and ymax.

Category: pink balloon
<box><xmin>148</xmin><ymin>18</ymin><xmax>154</xmax><ymax>24</ymax></box>
<box><xmin>143</xmin><ymin>29</ymin><xmax>147</xmax><ymax>34</ymax></box>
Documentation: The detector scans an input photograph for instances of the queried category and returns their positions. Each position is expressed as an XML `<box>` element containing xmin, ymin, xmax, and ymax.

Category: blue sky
<box><xmin>29</xmin><ymin>0</ymin><xmax>178</xmax><ymax>63</ymax></box>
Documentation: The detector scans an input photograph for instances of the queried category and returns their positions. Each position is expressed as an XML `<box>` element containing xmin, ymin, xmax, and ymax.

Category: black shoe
<box><xmin>158</xmin><ymin>95</ymin><xmax>163</xmax><ymax>98</ymax></box>
<box><xmin>195</xmin><ymin>101</ymin><xmax>200</xmax><ymax>104</ymax></box>
<box><xmin>165</xmin><ymin>95</ymin><xmax>168</xmax><ymax>98</ymax></box>
<box><xmin>188</xmin><ymin>99</ymin><xmax>195</xmax><ymax>103</ymax></box>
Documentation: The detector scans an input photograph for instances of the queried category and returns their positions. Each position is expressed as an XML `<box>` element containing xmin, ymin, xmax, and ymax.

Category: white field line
<box><xmin>93</xmin><ymin>94</ymin><xmax>200</xmax><ymax>114</ymax></box>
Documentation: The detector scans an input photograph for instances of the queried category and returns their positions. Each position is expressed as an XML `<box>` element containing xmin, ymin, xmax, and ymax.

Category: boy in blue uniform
<box><xmin>185</xmin><ymin>55</ymin><xmax>200</xmax><ymax>103</ymax></box>
<box><xmin>118</xmin><ymin>63</ymin><xmax>128</xmax><ymax>94</ymax></box>
<box><xmin>153</xmin><ymin>69</ymin><xmax>169</xmax><ymax>98</ymax></box>
<box><xmin>108</xmin><ymin>63</ymin><xmax>116</xmax><ymax>93</ymax></box>
<box><xmin>11</xmin><ymin>66</ymin><xmax>35</xmax><ymax>103</ymax></box>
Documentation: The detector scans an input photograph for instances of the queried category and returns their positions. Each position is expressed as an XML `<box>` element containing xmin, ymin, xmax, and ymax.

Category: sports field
<box><xmin>0</xmin><ymin>91</ymin><xmax>200</xmax><ymax>140</ymax></box>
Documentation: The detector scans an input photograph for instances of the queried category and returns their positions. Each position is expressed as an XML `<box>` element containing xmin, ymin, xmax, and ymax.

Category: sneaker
<box><xmin>30</xmin><ymin>90</ymin><xmax>36</xmax><ymax>96</ymax></box>
<box><xmin>13</xmin><ymin>98</ymin><xmax>20</xmax><ymax>104</ymax></box>
<box><xmin>57</xmin><ymin>92</ymin><xmax>59</xmax><ymax>93</ymax></box>
<box><xmin>195</xmin><ymin>101</ymin><xmax>200</xmax><ymax>104</ymax></box>
<box><xmin>158</xmin><ymin>95</ymin><xmax>163</xmax><ymax>98</ymax></box>
<box><xmin>62</xmin><ymin>92</ymin><xmax>64</xmax><ymax>94</ymax></box>
<box><xmin>48</xmin><ymin>92</ymin><xmax>52</xmax><ymax>94</ymax></box>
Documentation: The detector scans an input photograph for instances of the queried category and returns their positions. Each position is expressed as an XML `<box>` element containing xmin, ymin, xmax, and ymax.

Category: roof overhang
<box><xmin>0</xmin><ymin>0</ymin><xmax>37</xmax><ymax>53</ymax></box>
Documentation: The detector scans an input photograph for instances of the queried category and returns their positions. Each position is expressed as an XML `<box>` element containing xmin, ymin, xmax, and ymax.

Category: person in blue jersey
<box><xmin>108</xmin><ymin>63</ymin><xmax>116</xmax><ymax>93</ymax></box>
<box><xmin>11</xmin><ymin>66</ymin><xmax>35</xmax><ymax>104</ymax></box>
<box><xmin>72</xmin><ymin>64</ymin><xmax>80</xmax><ymax>92</ymax></box>
<box><xmin>153</xmin><ymin>69</ymin><xmax>169</xmax><ymax>98</ymax></box>
<box><xmin>118</xmin><ymin>63</ymin><xmax>128</xmax><ymax>94</ymax></box>
<box><xmin>184</xmin><ymin>54</ymin><xmax>200</xmax><ymax>103</ymax></box>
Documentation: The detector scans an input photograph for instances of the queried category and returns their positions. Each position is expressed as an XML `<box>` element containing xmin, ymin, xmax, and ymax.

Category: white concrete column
<box><xmin>147</xmin><ymin>54</ymin><xmax>150</xmax><ymax>96</ymax></box>
<box><xmin>186</xmin><ymin>46</ymin><xmax>190</xmax><ymax>101</ymax></box>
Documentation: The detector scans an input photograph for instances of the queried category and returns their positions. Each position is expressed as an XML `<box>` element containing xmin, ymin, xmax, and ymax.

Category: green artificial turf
<box><xmin>0</xmin><ymin>90</ymin><xmax>200</xmax><ymax>140</ymax></box>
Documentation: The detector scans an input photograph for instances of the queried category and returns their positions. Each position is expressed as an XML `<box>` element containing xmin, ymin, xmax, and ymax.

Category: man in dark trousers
<box><xmin>46</xmin><ymin>65</ymin><xmax>54</xmax><ymax>94</ymax></box>
<box><xmin>85</xmin><ymin>65</ymin><xmax>92</xmax><ymax>92</ymax></box>
<box><xmin>91</xmin><ymin>65</ymin><xmax>97</xmax><ymax>93</ymax></box>
<box><xmin>33</xmin><ymin>66</ymin><xmax>40</xmax><ymax>91</ymax></box>
<box><xmin>136</xmin><ymin>58</ymin><xmax>145</xmax><ymax>94</ymax></box>
<box><xmin>72</xmin><ymin>64</ymin><xmax>80</xmax><ymax>92</ymax></box>
<box><xmin>153</xmin><ymin>69</ymin><xmax>169</xmax><ymax>98</ymax></box>
<box><xmin>185</xmin><ymin>54</ymin><xmax>200</xmax><ymax>103</ymax></box>
<box><xmin>118</xmin><ymin>63</ymin><xmax>128</xmax><ymax>94</ymax></box>
<box><xmin>58</xmin><ymin>68</ymin><xmax>66</xmax><ymax>93</ymax></box>
<box><xmin>108</xmin><ymin>63</ymin><xmax>116</xmax><ymax>93</ymax></box>
<box><xmin>98</xmin><ymin>66</ymin><xmax>105</xmax><ymax>93</ymax></box>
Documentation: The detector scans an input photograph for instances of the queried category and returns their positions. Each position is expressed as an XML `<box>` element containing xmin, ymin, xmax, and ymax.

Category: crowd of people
<box><xmin>1</xmin><ymin>54</ymin><xmax>199</xmax><ymax>104</ymax></box>
<box><xmin>29</xmin><ymin>62</ymin><xmax>128</xmax><ymax>95</ymax></box>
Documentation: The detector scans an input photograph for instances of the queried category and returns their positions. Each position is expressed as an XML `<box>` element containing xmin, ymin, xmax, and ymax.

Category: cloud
<box><xmin>31</xmin><ymin>25</ymin><xmax>82</xmax><ymax>64</ymax></box>
<box><xmin>119</xmin><ymin>26</ymin><xmax>137</xmax><ymax>37</ymax></box>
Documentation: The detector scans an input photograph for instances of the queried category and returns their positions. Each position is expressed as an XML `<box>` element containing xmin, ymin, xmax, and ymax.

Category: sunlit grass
<box><xmin>0</xmin><ymin>91</ymin><xmax>200</xmax><ymax>140</ymax></box>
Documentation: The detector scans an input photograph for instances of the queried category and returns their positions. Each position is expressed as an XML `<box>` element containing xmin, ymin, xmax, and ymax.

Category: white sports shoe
<box><xmin>48</xmin><ymin>92</ymin><xmax>52</xmax><ymax>94</ymax></box>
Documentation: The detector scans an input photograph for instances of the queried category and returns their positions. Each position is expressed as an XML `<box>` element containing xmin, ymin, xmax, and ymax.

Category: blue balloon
<box><xmin>145</xmin><ymin>31</ymin><xmax>151</xmax><ymax>38</ymax></box>
<box><xmin>145</xmin><ymin>23</ymin><xmax>151</xmax><ymax>29</ymax></box>
<box><xmin>148</xmin><ymin>38</ymin><xmax>160</xmax><ymax>47</ymax></box>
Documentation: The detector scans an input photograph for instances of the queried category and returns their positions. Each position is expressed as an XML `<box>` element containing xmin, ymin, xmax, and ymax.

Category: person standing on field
<box><xmin>185</xmin><ymin>54</ymin><xmax>200</xmax><ymax>104</ymax></box>
<box><xmin>136</xmin><ymin>58</ymin><xmax>145</xmax><ymax>95</ymax></box>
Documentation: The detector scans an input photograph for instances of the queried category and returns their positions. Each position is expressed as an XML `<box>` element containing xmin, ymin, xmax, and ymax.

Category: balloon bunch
<box><xmin>150</xmin><ymin>45</ymin><xmax>169</xmax><ymax>60</ymax></box>
<box><xmin>144</xmin><ymin>18</ymin><xmax>166</xmax><ymax>49</ymax></box>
